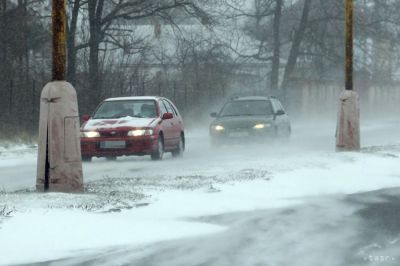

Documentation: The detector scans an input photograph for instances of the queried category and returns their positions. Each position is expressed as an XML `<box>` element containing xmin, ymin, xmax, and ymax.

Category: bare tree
<box><xmin>280</xmin><ymin>0</ymin><xmax>312</xmax><ymax>90</ymax></box>
<box><xmin>71</xmin><ymin>0</ymin><xmax>209</xmax><ymax>110</ymax></box>
<box><xmin>271</xmin><ymin>0</ymin><xmax>282</xmax><ymax>90</ymax></box>
<box><xmin>67</xmin><ymin>0</ymin><xmax>85</xmax><ymax>85</ymax></box>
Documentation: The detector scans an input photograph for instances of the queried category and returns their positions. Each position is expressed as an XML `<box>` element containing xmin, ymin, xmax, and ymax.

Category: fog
<box><xmin>1</xmin><ymin>88</ymin><xmax>400</xmax><ymax>190</ymax></box>
<box><xmin>1</xmin><ymin>0</ymin><xmax>400</xmax><ymax>265</ymax></box>
<box><xmin>2</xmin><ymin>0</ymin><xmax>400</xmax><ymax>140</ymax></box>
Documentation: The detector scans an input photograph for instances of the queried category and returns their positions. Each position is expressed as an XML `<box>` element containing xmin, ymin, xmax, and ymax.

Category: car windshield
<box><xmin>93</xmin><ymin>100</ymin><xmax>157</xmax><ymax>119</ymax></box>
<box><xmin>219</xmin><ymin>100</ymin><xmax>273</xmax><ymax>117</ymax></box>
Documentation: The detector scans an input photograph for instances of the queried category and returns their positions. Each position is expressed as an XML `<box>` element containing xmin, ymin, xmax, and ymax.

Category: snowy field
<box><xmin>1</xmin><ymin>118</ymin><xmax>400</xmax><ymax>265</ymax></box>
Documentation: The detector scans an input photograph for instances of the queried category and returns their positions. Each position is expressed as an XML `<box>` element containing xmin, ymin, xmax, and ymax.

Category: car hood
<box><xmin>82</xmin><ymin>117</ymin><xmax>158</xmax><ymax>131</ymax></box>
<box><xmin>211</xmin><ymin>115</ymin><xmax>274</xmax><ymax>129</ymax></box>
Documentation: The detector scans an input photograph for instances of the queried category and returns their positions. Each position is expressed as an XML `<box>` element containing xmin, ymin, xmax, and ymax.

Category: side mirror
<box><xmin>162</xmin><ymin>112</ymin><xmax>173</xmax><ymax>120</ymax></box>
<box><xmin>81</xmin><ymin>114</ymin><xmax>91</xmax><ymax>122</ymax></box>
<box><xmin>210</xmin><ymin>112</ymin><xmax>218</xmax><ymax>118</ymax></box>
<box><xmin>276</xmin><ymin>110</ymin><xmax>285</xmax><ymax>116</ymax></box>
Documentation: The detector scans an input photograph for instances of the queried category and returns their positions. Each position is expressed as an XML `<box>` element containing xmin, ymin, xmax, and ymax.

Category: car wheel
<box><xmin>82</xmin><ymin>155</ymin><xmax>92</xmax><ymax>162</ymax></box>
<box><xmin>106</xmin><ymin>156</ymin><xmax>117</xmax><ymax>161</ymax></box>
<box><xmin>151</xmin><ymin>136</ymin><xmax>164</xmax><ymax>160</ymax></box>
<box><xmin>172</xmin><ymin>135</ymin><xmax>185</xmax><ymax>158</ymax></box>
<box><xmin>275</xmin><ymin>126</ymin><xmax>291</xmax><ymax>141</ymax></box>
<box><xmin>210</xmin><ymin>137</ymin><xmax>222</xmax><ymax>147</ymax></box>
<box><xmin>282</xmin><ymin>125</ymin><xmax>291</xmax><ymax>139</ymax></box>
<box><xmin>274</xmin><ymin>126</ymin><xmax>279</xmax><ymax>138</ymax></box>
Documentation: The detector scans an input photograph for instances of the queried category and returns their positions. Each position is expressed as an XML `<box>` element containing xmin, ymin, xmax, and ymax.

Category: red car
<box><xmin>80</xmin><ymin>96</ymin><xmax>185</xmax><ymax>161</ymax></box>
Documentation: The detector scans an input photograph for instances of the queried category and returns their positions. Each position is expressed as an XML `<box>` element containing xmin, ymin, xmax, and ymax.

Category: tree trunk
<box><xmin>271</xmin><ymin>0</ymin><xmax>282</xmax><ymax>91</ymax></box>
<box><xmin>193</xmin><ymin>48</ymin><xmax>200</xmax><ymax>101</ymax></box>
<box><xmin>0</xmin><ymin>0</ymin><xmax>6</xmax><ymax>64</ymax></box>
<box><xmin>281</xmin><ymin>0</ymin><xmax>312</xmax><ymax>90</ymax></box>
<box><xmin>0</xmin><ymin>0</ymin><xmax>7</xmax><ymax>92</ymax></box>
<box><xmin>87</xmin><ymin>0</ymin><xmax>104</xmax><ymax>111</ymax></box>
<box><xmin>67</xmin><ymin>0</ymin><xmax>81</xmax><ymax>85</ymax></box>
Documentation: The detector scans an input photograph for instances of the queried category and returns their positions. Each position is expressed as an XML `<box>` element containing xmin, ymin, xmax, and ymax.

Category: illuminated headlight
<box><xmin>253</xmin><ymin>123</ymin><xmax>270</xmax><ymax>130</ymax></box>
<box><xmin>213</xmin><ymin>125</ymin><xmax>225</xmax><ymax>131</ymax></box>
<box><xmin>80</xmin><ymin>131</ymin><xmax>100</xmax><ymax>138</ymax></box>
<box><xmin>128</xmin><ymin>129</ymin><xmax>154</xmax><ymax>137</ymax></box>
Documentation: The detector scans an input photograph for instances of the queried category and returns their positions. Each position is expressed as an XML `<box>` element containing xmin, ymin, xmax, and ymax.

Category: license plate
<box><xmin>100</xmin><ymin>141</ymin><xmax>126</xmax><ymax>149</ymax></box>
<box><xmin>229</xmin><ymin>131</ymin><xmax>249</xmax><ymax>138</ymax></box>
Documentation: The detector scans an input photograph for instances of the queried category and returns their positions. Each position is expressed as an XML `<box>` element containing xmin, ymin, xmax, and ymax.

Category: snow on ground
<box><xmin>0</xmin><ymin>119</ymin><xmax>400</xmax><ymax>265</ymax></box>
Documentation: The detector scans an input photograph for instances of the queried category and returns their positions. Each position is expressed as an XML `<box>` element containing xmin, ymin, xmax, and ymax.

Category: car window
<box><xmin>159</xmin><ymin>100</ymin><xmax>168</xmax><ymax>115</ymax></box>
<box><xmin>162</xmin><ymin>100</ymin><xmax>174</xmax><ymax>115</ymax></box>
<box><xmin>220</xmin><ymin>100</ymin><xmax>273</xmax><ymax>117</ymax></box>
<box><xmin>270</xmin><ymin>99</ymin><xmax>279</xmax><ymax>113</ymax></box>
<box><xmin>164</xmin><ymin>100</ymin><xmax>179</xmax><ymax>116</ymax></box>
<box><xmin>271</xmin><ymin>99</ymin><xmax>285</xmax><ymax>114</ymax></box>
<box><xmin>276</xmin><ymin>100</ymin><xmax>285</xmax><ymax>113</ymax></box>
<box><xmin>93</xmin><ymin>100</ymin><xmax>157</xmax><ymax>119</ymax></box>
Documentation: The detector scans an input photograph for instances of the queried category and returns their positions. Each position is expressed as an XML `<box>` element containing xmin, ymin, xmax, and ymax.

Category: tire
<box><xmin>106</xmin><ymin>156</ymin><xmax>117</xmax><ymax>161</ymax></box>
<box><xmin>151</xmin><ymin>136</ymin><xmax>164</xmax><ymax>160</ymax></box>
<box><xmin>210</xmin><ymin>137</ymin><xmax>222</xmax><ymax>147</ymax></box>
<box><xmin>282</xmin><ymin>125</ymin><xmax>291</xmax><ymax>139</ymax></box>
<box><xmin>273</xmin><ymin>127</ymin><xmax>279</xmax><ymax>138</ymax></box>
<box><xmin>172</xmin><ymin>135</ymin><xmax>185</xmax><ymax>158</ymax></box>
<box><xmin>275</xmin><ymin>126</ymin><xmax>291</xmax><ymax>143</ymax></box>
<box><xmin>82</xmin><ymin>155</ymin><xmax>92</xmax><ymax>162</ymax></box>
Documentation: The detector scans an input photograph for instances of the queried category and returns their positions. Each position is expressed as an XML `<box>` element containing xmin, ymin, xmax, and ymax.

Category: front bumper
<box><xmin>81</xmin><ymin>135</ymin><xmax>158</xmax><ymax>157</ymax></box>
<box><xmin>210</xmin><ymin>127</ymin><xmax>275</xmax><ymax>144</ymax></box>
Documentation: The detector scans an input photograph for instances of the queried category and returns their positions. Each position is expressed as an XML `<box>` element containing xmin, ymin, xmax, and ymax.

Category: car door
<box><xmin>271</xmin><ymin>99</ymin><xmax>290</xmax><ymax>133</ymax></box>
<box><xmin>164</xmin><ymin>99</ymin><xmax>183</xmax><ymax>144</ymax></box>
<box><xmin>159</xmin><ymin>99</ymin><xmax>175</xmax><ymax>149</ymax></box>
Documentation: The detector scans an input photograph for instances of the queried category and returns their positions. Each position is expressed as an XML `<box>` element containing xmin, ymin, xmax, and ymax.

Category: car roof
<box><xmin>231</xmin><ymin>96</ymin><xmax>272</xmax><ymax>102</ymax></box>
<box><xmin>104</xmin><ymin>96</ymin><xmax>161</xmax><ymax>102</ymax></box>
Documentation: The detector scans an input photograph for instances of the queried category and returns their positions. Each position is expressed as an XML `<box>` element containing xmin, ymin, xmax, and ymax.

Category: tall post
<box><xmin>36</xmin><ymin>0</ymin><xmax>83</xmax><ymax>192</ymax></box>
<box><xmin>52</xmin><ymin>0</ymin><xmax>66</xmax><ymax>81</ymax></box>
<box><xmin>345</xmin><ymin>0</ymin><xmax>353</xmax><ymax>91</ymax></box>
<box><xmin>336</xmin><ymin>0</ymin><xmax>360</xmax><ymax>151</ymax></box>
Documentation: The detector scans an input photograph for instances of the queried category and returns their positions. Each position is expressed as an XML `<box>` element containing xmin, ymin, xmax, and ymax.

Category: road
<box><xmin>30</xmin><ymin>189</ymin><xmax>400</xmax><ymax>266</ymax></box>
<box><xmin>1</xmin><ymin>118</ymin><xmax>400</xmax><ymax>266</ymax></box>
<box><xmin>2</xmin><ymin>118</ymin><xmax>399</xmax><ymax>192</ymax></box>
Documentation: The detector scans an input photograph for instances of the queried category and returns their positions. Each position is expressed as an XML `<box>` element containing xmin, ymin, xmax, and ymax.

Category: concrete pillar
<box><xmin>336</xmin><ymin>90</ymin><xmax>360</xmax><ymax>151</ymax></box>
<box><xmin>36</xmin><ymin>81</ymin><xmax>83</xmax><ymax>192</ymax></box>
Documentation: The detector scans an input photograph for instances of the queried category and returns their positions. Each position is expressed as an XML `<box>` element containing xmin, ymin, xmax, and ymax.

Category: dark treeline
<box><xmin>1</xmin><ymin>0</ymin><xmax>400</xmax><ymax>140</ymax></box>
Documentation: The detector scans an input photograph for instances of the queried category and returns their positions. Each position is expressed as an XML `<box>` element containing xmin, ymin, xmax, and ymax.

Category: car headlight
<box><xmin>128</xmin><ymin>129</ymin><xmax>154</xmax><ymax>137</ymax></box>
<box><xmin>253</xmin><ymin>123</ymin><xmax>270</xmax><ymax>129</ymax></box>
<box><xmin>80</xmin><ymin>131</ymin><xmax>100</xmax><ymax>138</ymax></box>
<box><xmin>212</xmin><ymin>125</ymin><xmax>225</xmax><ymax>131</ymax></box>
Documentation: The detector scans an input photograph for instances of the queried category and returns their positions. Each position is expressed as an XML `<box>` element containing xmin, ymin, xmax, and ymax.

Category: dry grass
<box><xmin>0</xmin><ymin>205</ymin><xmax>13</xmax><ymax>217</ymax></box>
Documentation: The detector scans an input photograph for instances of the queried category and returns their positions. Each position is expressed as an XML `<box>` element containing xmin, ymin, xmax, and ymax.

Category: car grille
<box><xmin>99</xmin><ymin>131</ymin><xmax>127</xmax><ymax>138</ymax></box>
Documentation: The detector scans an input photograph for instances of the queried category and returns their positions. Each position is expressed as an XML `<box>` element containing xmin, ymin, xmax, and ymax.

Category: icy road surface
<box><xmin>1</xmin><ymin>119</ymin><xmax>400</xmax><ymax>265</ymax></box>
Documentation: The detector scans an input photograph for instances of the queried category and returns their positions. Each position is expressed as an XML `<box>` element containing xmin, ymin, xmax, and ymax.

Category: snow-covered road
<box><xmin>1</xmin><ymin>119</ymin><xmax>400</xmax><ymax>265</ymax></box>
<box><xmin>2</xmin><ymin>119</ymin><xmax>399</xmax><ymax>192</ymax></box>
<box><xmin>45</xmin><ymin>190</ymin><xmax>400</xmax><ymax>266</ymax></box>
